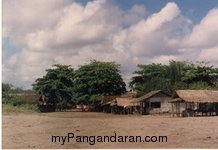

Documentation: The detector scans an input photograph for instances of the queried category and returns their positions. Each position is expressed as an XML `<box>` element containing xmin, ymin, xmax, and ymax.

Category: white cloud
<box><xmin>112</xmin><ymin>2</ymin><xmax>188</xmax><ymax>58</ymax></box>
<box><xmin>180</xmin><ymin>8</ymin><xmax>218</xmax><ymax>66</ymax></box>
<box><xmin>152</xmin><ymin>55</ymin><xmax>177</xmax><ymax>64</ymax></box>
<box><xmin>183</xmin><ymin>8</ymin><xmax>218</xmax><ymax>48</ymax></box>
<box><xmin>2</xmin><ymin>0</ymin><xmax>218</xmax><ymax>89</ymax></box>
<box><xmin>199</xmin><ymin>47</ymin><xmax>218</xmax><ymax>62</ymax></box>
<box><xmin>3</xmin><ymin>0</ymin><xmax>72</xmax><ymax>45</ymax></box>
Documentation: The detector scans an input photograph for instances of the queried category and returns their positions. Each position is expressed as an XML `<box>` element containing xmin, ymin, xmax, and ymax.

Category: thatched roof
<box><xmin>101</xmin><ymin>96</ymin><xmax>118</xmax><ymax>105</ymax></box>
<box><xmin>101</xmin><ymin>91</ymin><xmax>137</xmax><ymax>106</ymax></box>
<box><xmin>110</xmin><ymin>98</ymin><xmax>138</xmax><ymax>108</ymax></box>
<box><xmin>119</xmin><ymin>91</ymin><xmax>137</xmax><ymax>98</ymax></box>
<box><xmin>103</xmin><ymin>99</ymin><xmax>116</xmax><ymax>106</ymax></box>
<box><xmin>172</xmin><ymin>90</ymin><xmax>218</xmax><ymax>103</ymax></box>
<box><xmin>132</xmin><ymin>90</ymin><xmax>170</xmax><ymax>103</ymax></box>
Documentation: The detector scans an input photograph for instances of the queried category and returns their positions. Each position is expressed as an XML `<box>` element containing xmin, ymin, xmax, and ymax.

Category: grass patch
<box><xmin>2</xmin><ymin>93</ymin><xmax>39</xmax><ymax>114</ymax></box>
<box><xmin>2</xmin><ymin>104</ymin><xmax>39</xmax><ymax>114</ymax></box>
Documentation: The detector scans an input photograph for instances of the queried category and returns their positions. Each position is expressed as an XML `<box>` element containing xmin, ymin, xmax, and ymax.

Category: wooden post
<box><xmin>140</xmin><ymin>102</ymin><xmax>143</xmax><ymax>115</ymax></box>
<box><xmin>171</xmin><ymin>103</ymin><xmax>174</xmax><ymax>117</ymax></box>
<box><xmin>178</xmin><ymin>103</ymin><xmax>181</xmax><ymax>117</ymax></box>
<box><xmin>149</xmin><ymin>101</ymin><xmax>151</xmax><ymax>114</ymax></box>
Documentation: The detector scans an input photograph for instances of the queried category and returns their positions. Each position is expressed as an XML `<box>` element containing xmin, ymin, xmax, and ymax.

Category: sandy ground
<box><xmin>2</xmin><ymin>112</ymin><xmax>218</xmax><ymax>149</ymax></box>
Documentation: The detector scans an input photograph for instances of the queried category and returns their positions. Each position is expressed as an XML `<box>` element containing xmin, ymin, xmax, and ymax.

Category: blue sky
<box><xmin>3</xmin><ymin>0</ymin><xmax>218</xmax><ymax>89</ymax></box>
<box><xmin>76</xmin><ymin>0</ymin><xmax>218</xmax><ymax>23</ymax></box>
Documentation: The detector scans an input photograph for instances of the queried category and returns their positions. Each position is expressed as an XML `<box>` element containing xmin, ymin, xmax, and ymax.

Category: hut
<box><xmin>100</xmin><ymin>91</ymin><xmax>137</xmax><ymax>113</ymax></box>
<box><xmin>109</xmin><ymin>98</ymin><xmax>138</xmax><ymax>114</ymax></box>
<box><xmin>170</xmin><ymin>90</ymin><xmax>218</xmax><ymax>117</ymax></box>
<box><xmin>101</xmin><ymin>96</ymin><xmax>118</xmax><ymax>113</ymax></box>
<box><xmin>132</xmin><ymin>90</ymin><xmax>171</xmax><ymax>115</ymax></box>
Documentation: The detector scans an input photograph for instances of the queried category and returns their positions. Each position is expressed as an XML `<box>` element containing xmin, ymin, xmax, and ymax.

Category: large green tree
<box><xmin>73</xmin><ymin>60</ymin><xmax>126</xmax><ymax>104</ymax></box>
<box><xmin>32</xmin><ymin>64</ymin><xmax>75</xmax><ymax>108</ymax></box>
<box><xmin>130</xmin><ymin>63</ymin><xmax>171</xmax><ymax>95</ymax></box>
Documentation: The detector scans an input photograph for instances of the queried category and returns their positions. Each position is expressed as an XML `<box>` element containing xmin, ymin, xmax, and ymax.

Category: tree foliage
<box><xmin>33</xmin><ymin>61</ymin><xmax>126</xmax><ymax>107</ymax></box>
<box><xmin>2</xmin><ymin>83</ymin><xmax>22</xmax><ymax>104</ymax></box>
<box><xmin>32</xmin><ymin>64</ymin><xmax>75</xmax><ymax>108</ymax></box>
<box><xmin>130</xmin><ymin>60</ymin><xmax>218</xmax><ymax>96</ymax></box>
<box><xmin>73</xmin><ymin>60</ymin><xmax>126</xmax><ymax>104</ymax></box>
<box><xmin>2</xmin><ymin>83</ymin><xmax>15</xmax><ymax>104</ymax></box>
<box><xmin>130</xmin><ymin>63</ymin><xmax>171</xmax><ymax>95</ymax></box>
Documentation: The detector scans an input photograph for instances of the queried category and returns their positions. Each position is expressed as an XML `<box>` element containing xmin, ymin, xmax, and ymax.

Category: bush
<box><xmin>2</xmin><ymin>83</ymin><xmax>39</xmax><ymax>113</ymax></box>
<box><xmin>2</xmin><ymin>94</ymin><xmax>39</xmax><ymax>113</ymax></box>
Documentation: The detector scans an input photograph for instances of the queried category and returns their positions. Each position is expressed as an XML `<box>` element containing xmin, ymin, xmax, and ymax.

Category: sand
<box><xmin>2</xmin><ymin>112</ymin><xmax>218</xmax><ymax>148</ymax></box>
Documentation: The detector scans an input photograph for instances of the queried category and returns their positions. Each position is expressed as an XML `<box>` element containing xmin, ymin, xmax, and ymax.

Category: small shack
<box><xmin>132</xmin><ymin>90</ymin><xmax>171</xmax><ymax>115</ymax></box>
<box><xmin>100</xmin><ymin>91</ymin><xmax>137</xmax><ymax>113</ymax></box>
<box><xmin>101</xmin><ymin>96</ymin><xmax>118</xmax><ymax>113</ymax></box>
<box><xmin>109</xmin><ymin>98</ymin><xmax>138</xmax><ymax>114</ymax></box>
<box><xmin>170</xmin><ymin>90</ymin><xmax>218</xmax><ymax>117</ymax></box>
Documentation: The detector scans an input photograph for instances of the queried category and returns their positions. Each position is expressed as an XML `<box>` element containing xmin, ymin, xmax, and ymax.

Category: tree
<box><xmin>2</xmin><ymin>83</ymin><xmax>14</xmax><ymax>104</ymax></box>
<box><xmin>130</xmin><ymin>63</ymin><xmax>172</xmax><ymax>95</ymax></box>
<box><xmin>167</xmin><ymin>60</ymin><xmax>186</xmax><ymax>85</ymax></box>
<box><xmin>73</xmin><ymin>60</ymin><xmax>126</xmax><ymax>104</ymax></box>
<box><xmin>182</xmin><ymin>61</ymin><xmax>218</xmax><ymax>87</ymax></box>
<box><xmin>32</xmin><ymin>64</ymin><xmax>75</xmax><ymax>109</ymax></box>
<box><xmin>167</xmin><ymin>60</ymin><xmax>189</xmax><ymax>91</ymax></box>
<box><xmin>2</xmin><ymin>83</ymin><xmax>13</xmax><ymax>93</ymax></box>
<box><xmin>2</xmin><ymin>83</ymin><xmax>21</xmax><ymax>105</ymax></box>
<box><xmin>130</xmin><ymin>60</ymin><xmax>218</xmax><ymax>96</ymax></box>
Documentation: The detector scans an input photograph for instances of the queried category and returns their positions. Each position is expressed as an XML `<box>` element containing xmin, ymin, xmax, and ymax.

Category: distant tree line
<box><xmin>2</xmin><ymin>83</ymin><xmax>34</xmax><ymax>94</ymax></box>
<box><xmin>2</xmin><ymin>83</ymin><xmax>35</xmax><ymax>104</ymax></box>
<box><xmin>130</xmin><ymin>60</ymin><xmax>218</xmax><ymax>96</ymax></box>
<box><xmin>2</xmin><ymin>83</ymin><xmax>39</xmax><ymax>112</ymax></box>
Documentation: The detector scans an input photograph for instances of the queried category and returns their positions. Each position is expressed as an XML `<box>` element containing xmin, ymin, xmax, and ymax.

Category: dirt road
<box><xmin>2</xmin><ymin>112</ymin><xmax>218</xmax><ymax>148</ymax></box>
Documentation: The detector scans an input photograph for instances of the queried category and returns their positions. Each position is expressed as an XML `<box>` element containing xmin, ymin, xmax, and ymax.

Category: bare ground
<box><xmin>2</xmin><ymin>112</ymin><xmax>218</xmax><ymax>149</ymax></box>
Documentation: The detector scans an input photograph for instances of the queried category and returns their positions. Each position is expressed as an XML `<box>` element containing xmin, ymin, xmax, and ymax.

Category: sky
<box><xmin>2</xmin><ymin>0</ymin><xmax>218</xmax><ymax>89</ymax></box>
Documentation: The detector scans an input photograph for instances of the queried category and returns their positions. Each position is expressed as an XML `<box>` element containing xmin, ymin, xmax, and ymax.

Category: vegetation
<box><xmin>33</xmin><ymin>64</ymin><xmax>75</xmax><ymax>110</ymax></box>
<box><xmin>73</xmin><ymin>60</ymin><xmax>126</xmax><ymax>104</ymax></box>
<box><xmin>130</xmin><ymin>60</ymin><xmax>218</xmax><ymax>96</ymax></box>
<box><xmin>2</xmin><ymin>83</ymin><xmax>39</xmax><ymax>113</ymax></box>
<box><xmin>2</xmin><ymin>83</ymin><xmax>34</xmax><ymax>94</ymax></box>
<box><xmin>5</xmin><ymin>59</ymin><xmax>218</xmax><ymax>113</ymax></box>
<box><xmin>3</xmin><ymin>104</ymin><xmax>39</xmax><ymax>114</ymax></box>
<box><xmin>32</xmin><ymin>60</ymin><xmax>126</xmax><ymax>110</ymax></box>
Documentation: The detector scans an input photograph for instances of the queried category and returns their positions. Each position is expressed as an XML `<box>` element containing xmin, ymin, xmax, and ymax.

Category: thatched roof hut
<box><xmin>130</xmin><ymin>90</ymin><xmax>171</xmax><ymax>115</ymax></box>
<box><xmin>101</xmin><ymin>91</ymin><xmax>137</xmax><ymax>106</ymax></box>
<box><xmin>132</xmin><ymin>90</ymin><xmax>170</xmax><ymax>103</ymax></box>
<box><xmin>110</xmin><ymin>98</ymin><xmax>138</xmax><ymax>108</ymax></box>
<box><xmin>172</xmin><ymin>90</ymin><xmax>218</xmax><ymax>103</ymax></box>
<box><xmin>170</xmin><ymin>90</ymin><xmax>218</xmax><ymax>117</ymax></box>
